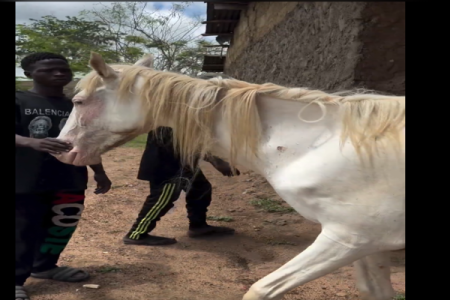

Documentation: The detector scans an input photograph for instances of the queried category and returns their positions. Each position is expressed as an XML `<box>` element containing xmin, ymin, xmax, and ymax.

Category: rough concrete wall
<box><xmin>226</xmin><ymin>2</ymin><xmax>299</xmax><ymax>68</ymax></box>
<box><xmin>225</xmin><ymin>2</ymin><xmax>365</xmax><ymax>90</ymax></box>
<box><xmin>355</xmin><ymin>2</ymin><xmax>405</xmax><ymax>95</ymax></box>
<box><xmin>225</xmin><ymin>2</ymin><xmax>405</xmax><ymax>95</ymax></box>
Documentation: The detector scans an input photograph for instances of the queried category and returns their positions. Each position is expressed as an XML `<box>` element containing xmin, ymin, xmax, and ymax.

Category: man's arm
<box><xmin>89</xmin><ymin>163</ymin><xmax>106</xmax><ymax>174</ymax></box>
<box><xmin>203</xmin><ymin>154</ymin><xmax>240</xmax><ymax>177</ymax></box>
<box><xmin>89</xmin><ymin>163</ymin><xmax>112</xmax><ymax>194</ymax></box>
<box><xmin>202</xmin><ymin>154</ymin><xmax>214</xmax><ymax>164</ymax></box>
<box><xmin>15</xmin><ymin>134</ymin><xmax>33</xmax><ymax>147</ymax></box>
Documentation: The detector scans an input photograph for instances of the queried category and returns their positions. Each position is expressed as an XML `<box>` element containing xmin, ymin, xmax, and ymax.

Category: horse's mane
<box><xmin>76</xmin><ymin>65</ymin><xmax>405</xmax><ymax>167</ymax></box>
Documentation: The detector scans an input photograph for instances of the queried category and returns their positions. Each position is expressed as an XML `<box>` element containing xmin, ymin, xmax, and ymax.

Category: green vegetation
<box><xmin>207</xmin><ymin>216</ymin><xmax>234</xmax><ymax>222</ymax></box>
<box><xmin>16</xmin><ymin>2</ymin><xmax>213</xmax><ymax>75</ymax></box>
<box><xmin>16</xmin><ymin>15</ymin><xmax>122</xmax><ymax>73</ymax></box>
<box><xmin>110</xmin><ymin>184</ymin><xmax>127</xmax><ymax>190</ymax></box>
<box><xmin>15</xmin><ymin>77</ymin><xmax>27</xmax><ymax>91</ymax></box>
<box><xmin>267</xmin><ymin>240</ymin><xmax>296</xmax><ymax>246</ymax></box>
<box><xmin>250</xmin><ymin>198</ymin><xmax>295</xmax><ymax>213</ymax></box>
<box><xmin>97</xmin><ymin>266</ymin><xmax>120</xmax><ymax>273</ymax></box>
<box><xmin>124</xmin><ymin>134</ymin><xmax>147</xmax><ymax>148</ymax></box>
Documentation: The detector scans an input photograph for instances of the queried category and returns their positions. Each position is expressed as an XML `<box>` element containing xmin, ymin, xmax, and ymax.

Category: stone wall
<box><xmin>355</xmin><ymin>2</ymin><xmax>405</xmax><ymax>95</ymax></box>
<box><xmin>225</xmin><ymin>2</ymin><xmax>405</xmax><ymax>95</ymax></box>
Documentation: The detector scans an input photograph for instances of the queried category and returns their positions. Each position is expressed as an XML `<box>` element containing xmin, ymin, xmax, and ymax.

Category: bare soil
<box><xmin>26</xmin><ymin>146</ymin><xmax>405</xmax><ymax>300</ymax></box>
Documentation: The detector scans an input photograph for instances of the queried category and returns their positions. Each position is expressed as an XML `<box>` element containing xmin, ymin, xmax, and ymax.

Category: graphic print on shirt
<box><xmin>28</xmin><ymin>116</ymin><xmax>53</xmax><ymax>139</ymax></box>
<box><xmin>59</xmin><ymin>118</ymin><xmax>68</xmax><ymax>131</ymax></box>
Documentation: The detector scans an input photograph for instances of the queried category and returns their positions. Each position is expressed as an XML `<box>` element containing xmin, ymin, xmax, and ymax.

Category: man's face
<box><xmin>25</xmin><ymin>59</ymin><xmax>73</xmax><ymax>87</ymax></box>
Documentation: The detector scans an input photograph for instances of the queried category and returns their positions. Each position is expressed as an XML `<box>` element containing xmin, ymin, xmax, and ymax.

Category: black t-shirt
<box><xmin>15</xmin><ymin>91</ymin><xmax>88</xmax><ymax>194</ymax></box>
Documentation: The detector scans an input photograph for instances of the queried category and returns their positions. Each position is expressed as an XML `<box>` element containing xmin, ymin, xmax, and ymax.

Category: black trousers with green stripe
<box><xmin>127</xmin><ymin>168</ymin><xmax>212</xmax><ymax>239</ymax></box>
<box><xmin>128</xmin><ymin>128</ymin><xmax>212</xmax><ymax>240</ymax></box>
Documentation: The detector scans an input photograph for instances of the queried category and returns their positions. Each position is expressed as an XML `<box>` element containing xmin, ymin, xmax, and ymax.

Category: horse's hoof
<box><xmin>242</xmin><ymin>289</ymin><xmax>262</xmax><ymax>300</ymax></box>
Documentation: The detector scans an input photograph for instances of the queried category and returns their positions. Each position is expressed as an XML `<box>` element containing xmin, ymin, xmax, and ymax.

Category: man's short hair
<box><xmin>20</xmin><ymin>52</ymin><xmax>68</xmax><ymax>71</ymax></box>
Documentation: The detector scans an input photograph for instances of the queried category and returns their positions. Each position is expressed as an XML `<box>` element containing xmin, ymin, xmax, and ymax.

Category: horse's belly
<box><xmin>264</xmin><ymin>142</ymin><xmax>404</xmax><ymax>247</ymax></box>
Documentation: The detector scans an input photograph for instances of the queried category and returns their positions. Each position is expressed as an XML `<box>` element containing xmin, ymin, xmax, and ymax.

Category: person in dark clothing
<box><xmin>15</xmin><ymin>53</ymin><xmax>112</xmax><ymax>300</ymax></box>
<box><xmin>123</xmin><ymin>127</ymin><xmax>240</xmax><ymax>246</ymax></box>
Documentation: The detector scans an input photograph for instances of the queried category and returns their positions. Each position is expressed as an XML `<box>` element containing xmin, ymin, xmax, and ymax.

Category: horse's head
<box><xmin>54</xmin><ymin>52</ymin><xmax>154</xmax><ymax>166</ymax></box>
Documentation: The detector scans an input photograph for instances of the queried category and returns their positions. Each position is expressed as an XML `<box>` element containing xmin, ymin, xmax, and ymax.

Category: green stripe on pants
<box><xmin>129</xmin><ymin>183</ymin><xmax>176</xmax><ymax>239</ymax></box>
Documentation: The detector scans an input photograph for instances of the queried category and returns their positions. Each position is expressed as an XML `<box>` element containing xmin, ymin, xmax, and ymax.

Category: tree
<box><xmin>16</xmin><ymin>15</ymin><xmax>122</xmax><ymax>73</ymax></box>
<box><xmin>16</xmin><ymin>77</ymin><xmax>26</xmax><ymax>91</ymax></box>
<box><xmin>80</xmin><ymin>2</ymin><xmax>146</xmax><ymax>64</ymax></box>
<box><xmin>172</xmin><ymin>40</ymin><xmax>216</xmax><ymax>75</ymax></box>
<box><xmin>81</xmin><ymin>2</ymin><xmax>206</xmax><ymax>74</ymax></box>
<box><xmin>16</xmin><ymin>3</ymin><xmax>211</xmax><ymax>76</ymax></box>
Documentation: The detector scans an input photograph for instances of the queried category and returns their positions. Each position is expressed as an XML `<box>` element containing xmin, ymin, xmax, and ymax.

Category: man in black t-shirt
<box><xmin>15</xmin><ymin>53</ymin><xmax>112</xmax><ymax>300</ymax></box>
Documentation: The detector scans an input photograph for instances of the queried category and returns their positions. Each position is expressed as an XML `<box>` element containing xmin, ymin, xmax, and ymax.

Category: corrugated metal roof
<box><xmin>203</xmin><ymin>2</ymin><xmax>243</xmax><ymax>36</ymax></box>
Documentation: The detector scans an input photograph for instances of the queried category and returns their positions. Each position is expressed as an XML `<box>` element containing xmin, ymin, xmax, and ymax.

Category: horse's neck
<box><xmin>210</xmin><ymin>95</ymin><xmax>342</xmax><ymax>176</ymax></box>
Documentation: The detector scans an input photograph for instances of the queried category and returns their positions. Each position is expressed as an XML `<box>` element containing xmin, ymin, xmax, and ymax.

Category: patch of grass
<box><xmin>124</xmin><ymin>134</ymin><xmax>147</xmax><ymax>148</ymax></box>
<box><xmin>250</xmin><ymin>198</ymin><xmax>295</xmax><ymax>213</ymax></box>
<box><xmin>207</xmin><ymin>216</ymin><xmax>234</xmax><ymax>222</ymax></box>
<box><xmin>111</xmin><ymin>184</ymin><xmax>127</xmax><ymax>189</ymax></box>
<box><xmin>393</xmin><ymin>294</ymin><xmax>405</xmax><ymax>300</ymax></box>
<box><xmin>97</xmin><ymin>266</ymin><xmax>120</xmax><ymax>273</ymax></box>
<box><xmin>267</xmin><ymin>240</ymin><xmax>296</xmax><ymax>246</ymax></box>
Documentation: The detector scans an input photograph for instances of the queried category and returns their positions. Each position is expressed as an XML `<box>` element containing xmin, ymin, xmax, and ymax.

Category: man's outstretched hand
<box><xmin>93</xmin><ymin>172</ymin><xmax>112</xmax><ymax>194</ymax></box>
<box><xmin>29</xmin><ymin>138</ymin><xmax>73</xmax><ymax>155</ymax></box>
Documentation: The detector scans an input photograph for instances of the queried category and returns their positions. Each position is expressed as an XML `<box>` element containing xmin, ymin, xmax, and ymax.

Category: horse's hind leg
<box><xmin>354</xmin><ymin>251</ymin><xmax>396</xmax><ymax>300</ymax></box>
<box><xmin>242</xmin><ymin>230</ymin><xmax>373</xmax><ymax>300</ymax></box>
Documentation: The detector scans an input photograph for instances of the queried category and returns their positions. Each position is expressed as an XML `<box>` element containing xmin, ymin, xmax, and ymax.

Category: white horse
<box><xmin>55</xmin><ymin>53</ymin><xmax>405</xmax><ymax>300</ymax></box>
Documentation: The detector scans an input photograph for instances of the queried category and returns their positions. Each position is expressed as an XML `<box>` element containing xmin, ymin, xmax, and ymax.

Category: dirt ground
<box><xmin>27</xmin><ymin>146</ymin><xmax>405</xmax><ymax>300</ymax></box>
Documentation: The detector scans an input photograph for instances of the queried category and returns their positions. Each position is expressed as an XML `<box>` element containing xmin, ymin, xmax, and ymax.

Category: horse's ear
<box><xmin>89</xmin><ymin>52</ymin><xmax>118</xmax><ymax>80</ymax></box>
<box><xmin>134</xmin><ymin>54</ymin><xmax>154</xmax><ymax>68</ymax></box>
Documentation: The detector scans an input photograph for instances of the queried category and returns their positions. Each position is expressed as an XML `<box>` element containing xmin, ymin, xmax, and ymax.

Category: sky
<box><xmin>16</xmin><ymin>1</ymin><xmax>209</xmax><ymax>77</ymax></box>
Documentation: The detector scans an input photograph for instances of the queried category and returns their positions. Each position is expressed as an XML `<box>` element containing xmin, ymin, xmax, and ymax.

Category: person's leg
<box><xmin>124</xmin><ymin>180</ymin><xmax>183</xmax><ymax>245</ymax></box>
<box><xmin>126</xmin><ymin>128</ymin><xmax>186</xmax><ymax>246</ymax></box>
<box><xmin>183</xmin><ymin>168</ymin><xmax>235</xmax><ymax>237</ymax></box>
<box><xmin>30</xmin><ymin>190</ymin><xmax>90</xmax><ymax>282</ymax></box>
<box><xmin>16</xmin><ymin>193</ymin><xmax>48</xmax><ymax>299</ymax></box>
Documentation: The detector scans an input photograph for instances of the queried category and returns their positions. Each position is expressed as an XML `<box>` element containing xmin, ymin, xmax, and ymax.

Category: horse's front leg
<box><xmin>242</xmin><ymin>229</ymin><xmax>373</xmax><ymax>300</ymax></box>
<box><xmin>354</xmin><ymin>251</ymin><xmax>396</xmax><ymax>300</ymax></box>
